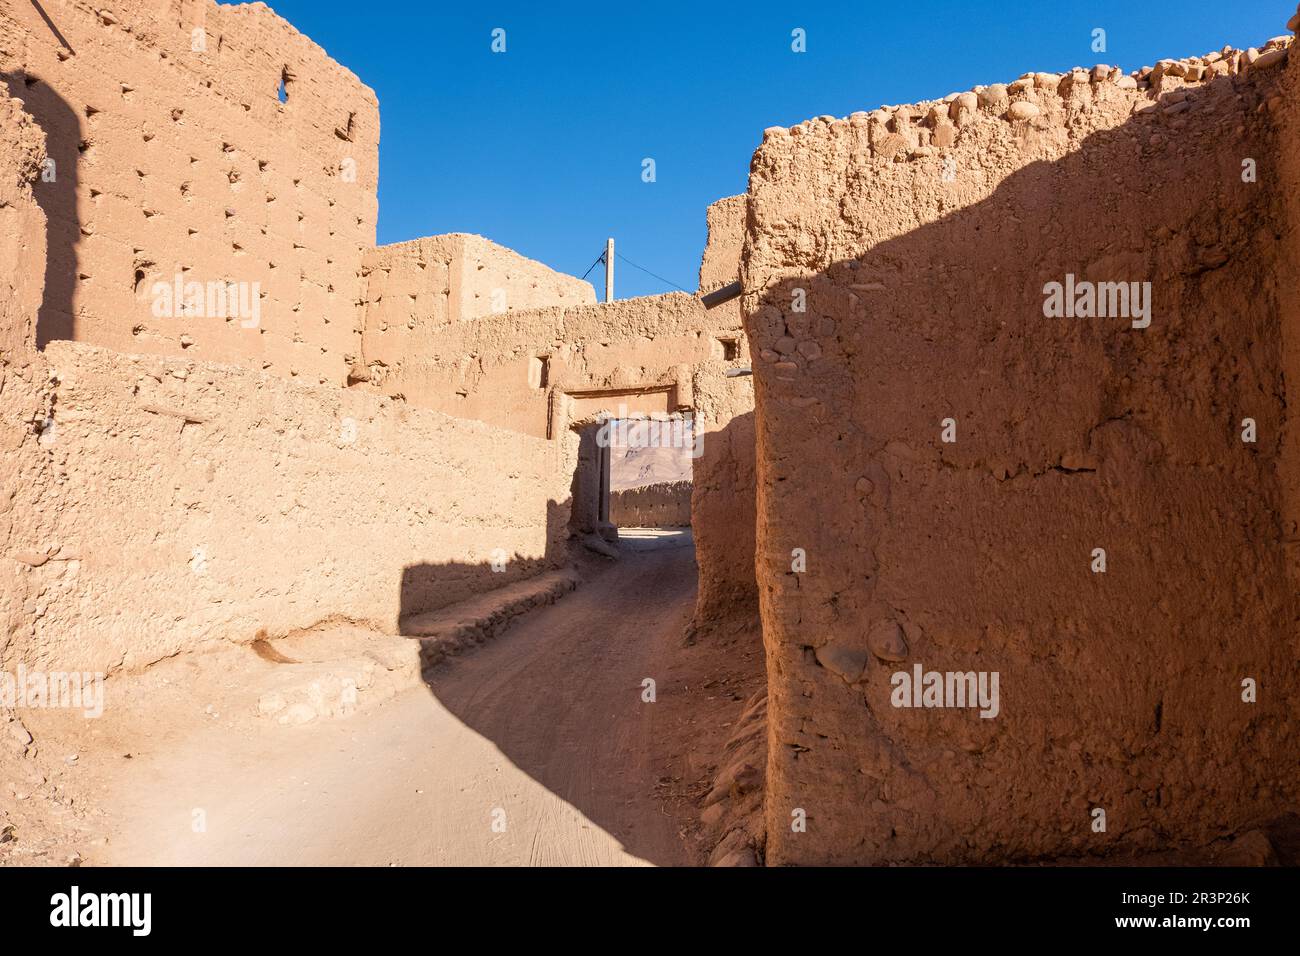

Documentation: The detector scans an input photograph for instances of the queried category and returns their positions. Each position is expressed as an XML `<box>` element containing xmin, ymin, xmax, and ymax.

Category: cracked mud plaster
<box><xmin>746</xmin><ymin>31</ymin><xmax>1300</xmax><ymax>864</ymax></box>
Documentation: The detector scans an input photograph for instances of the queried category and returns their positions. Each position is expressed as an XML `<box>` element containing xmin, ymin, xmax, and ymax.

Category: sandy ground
<box><xmin>8</xmin><ymin>523</ymin><xmax>1286</xmax><ymax>866</ymax></box>
<box><xmin>12</xmin><ymin>530</ymin><xmax>764</xmax><ymax>867</ymax></box>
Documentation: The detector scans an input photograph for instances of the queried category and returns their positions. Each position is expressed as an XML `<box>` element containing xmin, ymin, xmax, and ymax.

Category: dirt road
<box><xmin>87</xmin><ymin>533</ymin><xmax>701</xmax><ymax>866</ymax></box>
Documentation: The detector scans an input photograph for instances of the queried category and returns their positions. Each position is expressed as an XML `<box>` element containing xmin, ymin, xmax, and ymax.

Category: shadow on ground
<box><xmin>399</xmin><ymin>495</ymin><xmax>705</xmax><ymax>865</ymax></box>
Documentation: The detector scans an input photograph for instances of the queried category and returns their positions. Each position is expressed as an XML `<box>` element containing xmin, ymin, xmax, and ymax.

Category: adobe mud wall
<box><xmin>610</xmin><ymin>480</ymin><xmax>692</xmax><ymax>528</ymax></box>
<box><xmin>745</xmin><ymin>31</ymin><xmax>1300</xmax><ymax>864</ymax></box>
<box><xmin>700</xmin><ymin>195</ymin><xmax>745</xmax><ymax>299</ymax></box>
<box><xmin>690</xmin><ymin>198</ymin><xmax>758</xmax><ymax>630</ymax></box>
<box><xmin>354</xmin><ymin>290</ymin><xmax>743</xmax><ymax>436</ymax></box>
<box><xmin>690</xmin><ymin>363</ymin><xmax>756</xmax><ymax>629</ymax></box>
<box><xmin>356</xmin><ymin>287</ymin><xmax>702</xmax><ymax>434</ymax></box>
<box><xmin>1</xmin><ymin>0</ymin><xmax>379</xmax><ymax>384</ymax></box>
<box><xmin>1</xmin><ymin>84</ymin><xmax>574</xmax><ymax>675</ymax></box>
<box><xmin>1273</xmin><ymin>13</ymin><xmax>1300</xmax><ymax>590</ymax></box>
<box><xmin>352</xmin><ymin>198</ymin><xmax>751</xmax><ymax>434</ymax></box>
<box><xmin>1</xmin><ymin>339</ymin><xmax>573</xmax><ymax>674</ymax></box>
<box><xmin>0</xmin><ymin>87</ymin><xmax>45</xmax><ymax>356</ymax></box>
<box><xmin>352</xmin><ymin>196</ymin><xmax>761</xmax><ymax>622</ymax></box>
<box><xmin>356</xmin><ymin>233</ymin><xmax>595</xmax><ymax>385</ymax></box>
<box><xmin>2</xmin><ymin>0</ymin><xmax>762</xmax><ymax>690</ymax></box>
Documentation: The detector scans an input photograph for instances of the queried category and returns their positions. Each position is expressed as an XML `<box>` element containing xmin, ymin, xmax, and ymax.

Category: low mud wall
<box><xmin>610</xmin><ymin>480</ymin><xmax>692</xmax><ymax>528</ymax></box>
<box><xmin>1</xmin><ymin>341</ymin><xmax>573</xmax><ymax>674</ymax></box>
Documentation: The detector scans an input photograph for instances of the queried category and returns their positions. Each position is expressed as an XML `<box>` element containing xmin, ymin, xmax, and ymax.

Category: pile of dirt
<box><xmin>644</xmin><ymin>607</ymin><xmax>766</xmax><ymax>865</ymax></box>
<box><xmin>1</xmin><ymin>711</ymin><xmax>98</xmax><ymax>866</ymax></box>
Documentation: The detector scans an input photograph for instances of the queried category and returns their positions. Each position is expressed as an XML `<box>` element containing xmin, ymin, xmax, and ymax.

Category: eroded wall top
<box><xmin>699</xmin><ymin>194</ymin><xmax>745</xmax><ymax>293</ymax></box>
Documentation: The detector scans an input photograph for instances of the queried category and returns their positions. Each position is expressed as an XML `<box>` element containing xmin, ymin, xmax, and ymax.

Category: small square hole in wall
<box><xmin>529</xmin><ymin>355</ymin><xmax>550</xmax><ymax>390</ymax></box>
<box><xmin>714</xmin><ymin>336</ymin><xmax>739</xmax><ymax>361</ymax></box>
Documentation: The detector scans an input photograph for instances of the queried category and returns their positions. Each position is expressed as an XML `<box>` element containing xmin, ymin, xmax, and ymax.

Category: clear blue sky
<box><xmin>225</xmin><ymin>0</ymin><xmax>1289</xmax><ymax>299</ymax></box>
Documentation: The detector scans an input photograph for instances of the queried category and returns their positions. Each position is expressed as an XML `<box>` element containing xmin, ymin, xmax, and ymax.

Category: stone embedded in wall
<box><xmin>745</xmin><ymin>31</ymin><xmax>1300</xmax><ymax>864</ymax></box>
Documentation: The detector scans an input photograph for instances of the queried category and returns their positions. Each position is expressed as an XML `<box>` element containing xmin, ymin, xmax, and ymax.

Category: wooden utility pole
<box><xmin>604</xmin><ymin>237</ymin><xmax>614</xmax><ymax>302</ymax></box>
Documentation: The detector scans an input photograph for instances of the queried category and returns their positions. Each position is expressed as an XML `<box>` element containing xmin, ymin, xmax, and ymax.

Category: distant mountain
<box><xmin>610</xmin><ymin>438</ymin><xmax>693</xmax><ymax>491</ymax></box>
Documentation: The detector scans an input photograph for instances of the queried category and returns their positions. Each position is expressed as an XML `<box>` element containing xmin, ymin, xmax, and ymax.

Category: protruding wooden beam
<box><xmin>700</xmin><ymin>280</ymin><xmax>742</xmax><ymax>310</ymax></box>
